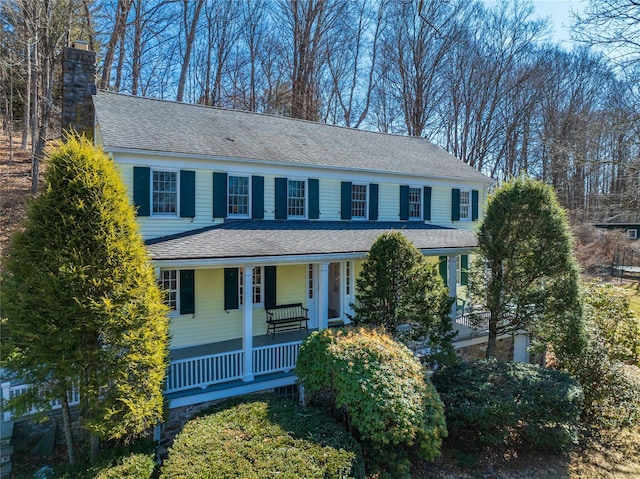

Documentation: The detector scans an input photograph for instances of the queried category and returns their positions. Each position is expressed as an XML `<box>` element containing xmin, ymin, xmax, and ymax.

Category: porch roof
<box><xmin>146</xmin><ymin>220</ymin><xmax>477</xmax><ymax>262</ymax></box>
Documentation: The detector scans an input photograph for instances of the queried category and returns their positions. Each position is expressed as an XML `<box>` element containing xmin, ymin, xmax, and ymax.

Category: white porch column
<box><xmin>513</xmin><ymin>334</ymin><xmax>530</xmax><ymax>363</ymax></box>
<box><xmin>318</xmin><ymin>263</ymin><xmax>329</xmax><ymax>330</ymax></box>
<box><xmin>242</xmin><ymin>266</ymin><xmax>254</xmax><ymax>382</ymax></box>
<box><xmin>447</xmin><ymin>255</ymin><xmax>458</xmax><ymax>319</ymax></box>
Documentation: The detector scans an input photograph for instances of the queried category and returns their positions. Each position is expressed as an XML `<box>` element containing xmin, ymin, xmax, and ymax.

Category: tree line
<box><xmin>1</xmin><ymin>0</ymin><xmax>638</xmax><ymax>220</ymax></box>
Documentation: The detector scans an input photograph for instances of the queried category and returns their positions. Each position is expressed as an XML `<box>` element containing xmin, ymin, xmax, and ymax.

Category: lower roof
<box><xmin>146</xmin><ymin>220</ymin><xmax>477</xmax><ymax>263</ymax></box>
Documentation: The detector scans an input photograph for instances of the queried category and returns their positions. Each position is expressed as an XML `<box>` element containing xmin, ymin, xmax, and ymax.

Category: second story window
<box><xmin>409</xmin><ymin>187</ymin><xmax>422</xmax><ymax>219</ymax></box>
<box><xmin>153</xmin><ymin>170</ymin><xmax>177</xmax><ymax>214</ymax></box>
<box><xmin>228</xmin><ymin>175</ymin><xmax>250</xmax><ymax>217</ymax></box>
<box><xmin>287</xmin><ymin>179</ymin><xmax>306</xmax><ymax>218</ymax></box>
<box><xmin>459</xmin><ymin>189</ymin><xmax>471</xmax><ymax>221</ymax></box>
<box><xmin>351</xmin><ymin>184</ymin><xmax>367</xmax><ymax>219</ymax></box>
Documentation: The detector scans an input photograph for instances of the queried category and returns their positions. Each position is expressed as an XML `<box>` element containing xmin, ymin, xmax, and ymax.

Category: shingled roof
<box><xmin>93</xmin><ymin>90</ymin><xmax>490</xmax><ymax>182</ymax></box>
<box><xmin>146</xmin><ymin>220</ymin><xmax>477</xmax><ymax>262</ymax></box>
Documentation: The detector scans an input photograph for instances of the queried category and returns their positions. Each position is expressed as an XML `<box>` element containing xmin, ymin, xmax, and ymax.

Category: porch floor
<box><xmin>169</xmin><ymin>328</ymin><xmax>316</xmax><ymax>361</ymax></box>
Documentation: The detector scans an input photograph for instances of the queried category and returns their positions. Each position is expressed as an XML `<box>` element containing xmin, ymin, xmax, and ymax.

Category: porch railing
<box><xmin>455</xmin><ymin>310</ymin><xmax>491</xmax><ymax>330</ymax></box>
<box><xmin>1</xmin><ymin>382</ymin><xmax>80</xmax><ymax>422</ymax></box>
<box><xmin>165</xmin><ymin>340</ymin><xmax>303</xmax><ymax>394</ymax></box>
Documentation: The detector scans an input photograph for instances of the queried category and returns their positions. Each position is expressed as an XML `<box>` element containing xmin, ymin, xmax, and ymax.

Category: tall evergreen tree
<box><xmin>1</xmin><ymin>136</ymin><xmax>169</xmax><ymax>463</ymax></box>
<box><xmin>469</xmin><ymin>176</ymin><xmax>586</xmax><ymax>361</ymax></box>
<box><xmin>351</xmin><ymin>231</ymin><xmax>456</xmax><ymax>364</ymax></box>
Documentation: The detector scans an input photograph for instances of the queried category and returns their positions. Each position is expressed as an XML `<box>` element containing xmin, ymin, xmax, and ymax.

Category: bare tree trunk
<box><xmin>176</xmin><ymin>0</ymin><xmax>204</xmax><ymax>102</ymax></box>
<box><xmin>21</xmin><ymin>42</ymin><xmax>31</xmax><ymax>150</ymax></box>
<box><xmin>60</xmin><ymin>392</ymin><xmax>76</xmax><ymax>464</ymax></box>
<box><xmin>100</xmin><ymin>0</ymin><xmax>132</xmax><ymax>90</ymax></box>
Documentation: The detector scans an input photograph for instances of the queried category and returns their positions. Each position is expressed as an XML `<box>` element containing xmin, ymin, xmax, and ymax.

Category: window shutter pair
<box><xmin>224</xmin><ymin>266</ymin><xmax>276</xmax><ymax>310</ymax></box>
<box><xmin>133</xmin><ymin>167</ymin><xmax>195</xmax><ymax>217</ymax></box>
<box><xmin>275</xmin><ymin>178</ymin><xmax>320</xmax><ymax>220</ymax></box>
<box><xmin>451</xmin><ymin>188</ymin><xmax>479</xmax><ymax>221</ymax></box>
<box><xmin>213</xmin><ymin>173</ymin><xmax>265</xmax><ymax>219</ymax></box>
<box><xmin>399</xmin><ymin>186</ymin><xmax>432</xmax><ymax>221</ymax></box>
<box><xmin>340</xmin><ymin>182</ymin><xmax>378</xmax><ymax>220</ymax></box>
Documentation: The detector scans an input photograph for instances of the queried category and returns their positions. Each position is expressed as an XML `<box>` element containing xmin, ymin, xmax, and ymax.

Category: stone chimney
<box><xmin>62</xmin><ymin>41</ymin><xmax>97</xmax><ymax>140</ymax></box>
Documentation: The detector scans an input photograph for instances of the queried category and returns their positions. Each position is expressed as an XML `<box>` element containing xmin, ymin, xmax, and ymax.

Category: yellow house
<box><xmin>64</xmin><ymin>44</ymin><xmax>494</xmax><ymax>409</ymax></box>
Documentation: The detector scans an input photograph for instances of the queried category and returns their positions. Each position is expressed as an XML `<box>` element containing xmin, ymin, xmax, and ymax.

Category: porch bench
<box><xmin>265</xmin><ymin>303</ymin><xmax>309</xmax><ymax>338</ymax></box>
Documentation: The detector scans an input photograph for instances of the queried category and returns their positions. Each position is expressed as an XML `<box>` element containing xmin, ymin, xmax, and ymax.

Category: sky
<box><xmin>530</xmin><ymin>0</ymin><xmax>587</xmax><ymax>45</ymax></box>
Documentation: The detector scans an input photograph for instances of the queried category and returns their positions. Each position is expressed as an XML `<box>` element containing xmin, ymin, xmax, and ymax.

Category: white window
<box><xmin>409</xmin><ymin>187</ymin><xmax>422</xmax><ymax>219</ymax></box>
<box><xmin>627</xmin><ymin>229</ymin><xmax>638</xmax><ymax>239</ymax></box>
<box><xmin>239</xmin><ymin>267</ymin><xmax>263</xmax><ymax>306</ymax></box>
<box><xmin>351</xmin><ymin>184</ymin><xmax>367</xmax><ymax>219</ymax></box>
<box><xmin>159</xmin><ymin>270</ymin><xmax>177</xmax><ymax>310</ymax></box>
<box><xmin>287</xmin><ymin>179</ymin><xmax>306</xmax><ymax>218</ymax></box>
<box><xmin>345</xmin><ymin>261</ymin><xmax>352</xmax><ymax>296</ymax></box>
<box><xmin>152</xmin><ymin>170</ymin><xmax>177</xmax><ymax>214</ymax></box>
<box><xmin>459</xmin><ymin>189</ymin><xmax>471</xmax><ymax>221</ymax></box>
<box><xmin>308</xmin><ymin>264</ymin><xmax>314</xmax><ymax>299</ymax></box>
<box><xmin>228</xmin><ymin>175</ymin><xmax>250</xmax><ymax>217</ymax></box>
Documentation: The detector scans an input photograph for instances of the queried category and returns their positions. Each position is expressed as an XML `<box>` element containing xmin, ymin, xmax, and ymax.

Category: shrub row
<box><xmin>432</xmin><ymin>359</ymin><xmax>583</xmax><ymax>452</ymax></box>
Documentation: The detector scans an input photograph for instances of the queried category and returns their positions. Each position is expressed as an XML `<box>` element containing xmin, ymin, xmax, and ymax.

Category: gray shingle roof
<box><xmin>146</xmin><ymin>220</ymin><xmax>477</xmax><ymax>261</ymax></box>
<box><xmin>93</xmin><ymin>91</ymin><xmax>490</xmax><ymax>182</ymax></box>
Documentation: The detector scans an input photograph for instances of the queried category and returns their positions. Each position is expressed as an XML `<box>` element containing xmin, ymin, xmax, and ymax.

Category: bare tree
<box><xmin>99</xmin><ymin>0</ymin><xmax>132</xmax><ymax>90</ymax></box>
<box><xmin>176</xmin><ymin>0</ymin><xmax>204</xmax><ymax>102</ymax></box>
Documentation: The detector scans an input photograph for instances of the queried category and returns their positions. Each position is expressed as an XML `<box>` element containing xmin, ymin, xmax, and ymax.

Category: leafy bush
<box><xmin>93</xmin><ymin>454</ymin><xmax>156</xmax><ymax>479</ymax></box>
<box><xmin>296</xmin><ymin>328</ymin><xmax>447</xmax><ymax>475</ymax></box>
<box><xmin>432</xmin><ymin>359</ymin><xmax>583</xmax><ymax>452</ymax></box>
<box><xmin>160</xmin><ymin>394</ymin><xmax>364</xmax><ymax>479</ymax></box>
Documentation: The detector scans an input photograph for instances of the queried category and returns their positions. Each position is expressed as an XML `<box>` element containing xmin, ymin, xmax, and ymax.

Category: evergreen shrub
<box><xmin>432</xmin><ymin>359</ymin><xmax>583</xmax><ymax>452</ymax></box>
<box><xmin>160</xmin><ymin>394</ymin><xmax>364</xmax><ymax>479</ymax></box>
<box><xmin>296</xmin><ymin>328</ymin><xmax>447</xmax><ymax>476</ymax></box>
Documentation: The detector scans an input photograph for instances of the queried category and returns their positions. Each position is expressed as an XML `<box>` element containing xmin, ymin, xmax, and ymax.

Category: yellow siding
<box><xmin>378</xmin><ymin>182</ymin><xmax>399</xmax><ymax>221</ymax></box>
<box><xmin>319</xmin><ymin>178</ymin><xmax>342</xmax><ymax>220</ymax></box>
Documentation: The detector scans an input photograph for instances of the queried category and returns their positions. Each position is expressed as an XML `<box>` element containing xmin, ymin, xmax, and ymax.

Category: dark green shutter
<box><xmin>369</xmin><ymin>183</ymin><xmax>379</xmax><ymax>220</ymax></box>
<box><xmin>264</xmin><ymin>266</ymin><xmax>277</xmax><ymax>308</ymax></box>
<box><xmin>460</xmin><ymin>254</ymin><xmax>469</xmax><ymax>286</ymax></box>
<box><xmin>451</xmin><ymin>189</ymin><xmax>460</xmax><ymax>221</ymax></box>
<box><xmin>341</xmin><ymin>182</ymin><xmax>352</xmax><ymax>220</ymax></box>
<box><xmin>439</xmin><ymin>256</ymin><xmax>448</xmax><ymax>284</ymax></box>
<box><xmin>399</xmin><ymin>185</ymin><xmax>409</xmax><ymax>220</ymax></box>
<box><xmin>213</xmin><ymin>172</ymin><xmax>228</xmax><ymax>218</ymax></box>
<box><xmin>224</xmin><ymin>268</ymin><xmax>239</xmax><ymax>310</ymax></box>
<box><xmin>133</xmin><ymin>166</ymin><xmax>150</xmax><ymax>216</ymax></box>
<box><xmin>252</xmin><ymin>176</ymin><xmax>264</xmax><ymax>219</ymax></box>
<box><xmin>472</xmin><ymin>190</ymin><xmax>479</xmax><ymax>221</ymax></box>
<box><xmin>423</xmin><ymin>186</ymin><xmax>432</xmax><ymax>221</ymax></box>
<box><xmin>308</xmin><ymin>179</ymin><xmax>320</xmax><ymax>219</ymax></box>
<box><xmin>275</xmin><ymin>177</ymin><xmax>287</xmax><ymax>220</ymax></box>
<box><xmin>179</xmin><ymin>270</ymin><xmax>195</xmax><ymax>315</ymax></box>
<box><xmin>180</xmin><ymin>170</ymin><xmax>196</xmax><ymax>218</ymax></box>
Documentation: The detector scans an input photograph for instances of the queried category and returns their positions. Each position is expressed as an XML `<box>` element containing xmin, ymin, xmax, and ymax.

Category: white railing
<box><xmin>253</xmin><ymin>341</ymin><xmax>301</xmax><ymax>376</ymax></box>
<box><xmin>165</xmin><ymin>350</ymin><xmax>244</xmax><ymax>394</ymax></box>
<box><xmin>1</xmin><ymin>382</ymin><xmax>80</xmax><ymax>422</ymax></box>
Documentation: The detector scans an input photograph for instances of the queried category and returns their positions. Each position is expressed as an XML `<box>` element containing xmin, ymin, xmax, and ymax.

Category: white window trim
<box><xmin>239</xmin><ymin>266</ymin><xmax>264</xmax><ymax>308</ymax></box>
<box><xmin>159</xmin><ymin>269</ymin><xmax>179</xmax><ymax>315</ymax></box>
<box><xmin>408</xmin><ymin>185</ymin><xmax>423</xmax><ymax>221</ymax></box>
<box><xmin>459</xmin><ymin>188</ymin><xmax>472</xmax><ymax>222</ymax></box>
<box><xmin>287</xmin><ymin>178</ymin><xmax>308</xmax><ymax>219</ymax></box>
<box><xmin>227</xmin><ymin>174</ymin><xmax>252</xmax><ymax>219</ymax></box>
<box><xmin>627</xmin><ymin>229</ymin><xmax>638</xmax><ymax>239</ymax></box>
<box><xmin>351</xmin><ymin>183</ymin><xmax>369</xmax><ymax>220</ymax></box>
<box><xmin>151</xmin><ymin>169</ymin><xmax>180</xmax><ymax>217</ymax></box>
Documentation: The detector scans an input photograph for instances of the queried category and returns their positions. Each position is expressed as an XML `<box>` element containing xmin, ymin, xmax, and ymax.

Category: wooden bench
<box><xmin>265</xmin><ymin>303</ymin><xmax>309</xmax><ymax>338</ymax></box>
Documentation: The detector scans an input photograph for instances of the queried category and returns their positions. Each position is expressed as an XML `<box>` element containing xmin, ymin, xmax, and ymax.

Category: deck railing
<box><xmin>165</xmin><ymin>340</ymin><xmax>303</xmax><ymax>394</ymax></box>
<box><xmin>1</xmin><ymin>382</ymin><xmax>80</xmax><ymax>422</ymax></box>
<box><xmin>455</xmin><ymin>310</ymin><xmax>491</xmax><ymax>330</ymax></box>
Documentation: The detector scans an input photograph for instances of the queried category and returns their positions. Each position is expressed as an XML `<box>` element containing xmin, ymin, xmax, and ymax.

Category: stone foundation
<box><xmin>455</xmin><ymin>336</ymin><xmax>515</xmax><ymax>361</ymax></box>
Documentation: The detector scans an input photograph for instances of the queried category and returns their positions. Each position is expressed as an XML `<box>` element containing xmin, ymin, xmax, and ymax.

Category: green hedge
<box><xmin>160</xmin><ymin>394</ymin><xmax>364</xmax><ymax>479</ymax></box>
<box><xmin>296</xmin><ymin>328</ymin><xmax>446</xmax><ymax>477</ymax></box>
<box><xmin>432</xmin><ymin>359</ymin><xmax>583</xmax><ymax>452</ymax></box>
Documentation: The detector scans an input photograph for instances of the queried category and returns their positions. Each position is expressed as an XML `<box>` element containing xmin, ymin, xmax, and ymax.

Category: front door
<box><xmin>328</xmin><ymin>262</ymin><xmax>341</xmax><ymax>319</ymax></box>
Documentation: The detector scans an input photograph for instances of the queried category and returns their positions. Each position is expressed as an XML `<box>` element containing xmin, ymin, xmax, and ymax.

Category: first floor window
<box><xmin>345</xmin><ymin>261</ymin><xmax>352</xmax><ymax>295</ymax></box>
<box><xmin>288</xmin><ymin>179</ymin><xmax>306</xmax><ymax>218</ymax></box>
<box><xmin>459</xmin><ymin>189</ymin><xmax>471</xmax><ymax>221</ymax></box>
<box><xmin>159</xmin><ymin>270</ymin><xmax>177</xmax><ymax>310</ymax></box>
<box><xmin>351</xmin><ymin>184</ymin><xmax>367</xmax><ymax>219</ymax></box>
<box><xmin>228</xmin><ymin>175</ymin><xmax>250</xmax><ymax>217</ymax></box>
<box><xmin>239</xmin><ymin>266</ymin><xmax>263</xmax><ymax>306</ymax></box>
<box><xmin>409</xmin><ymin>187</ymin><xmax>422</xmax><ymax>219</ymax></box>
<box><xmin>308</xmin><ymin>264</ymin><xmax>314</xmax><ymax>299</ymax></box>
<box><xmin>153</xmin><ymin>170</ymin><xmax>177</xmax><ymax>214</ymax></box>
<box><xmin>627</xmin><ymin>229</ymin><xmax>638</xmax><ymax>239</ymax></box>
